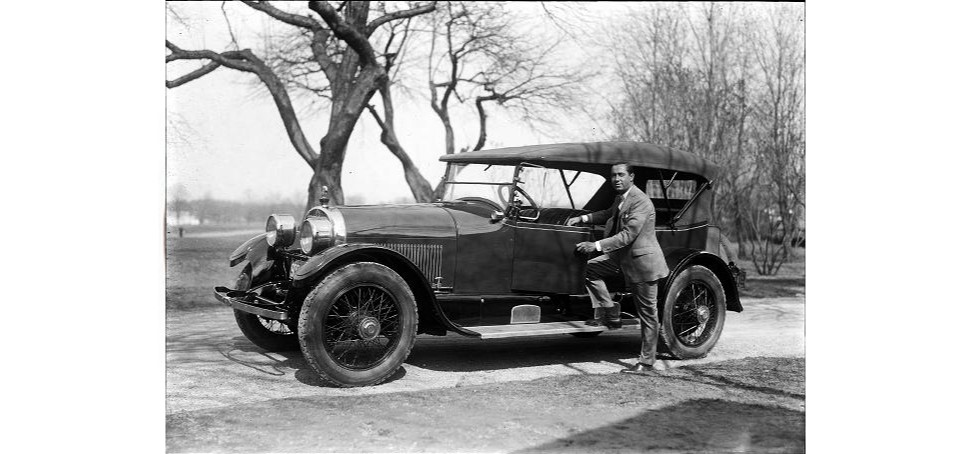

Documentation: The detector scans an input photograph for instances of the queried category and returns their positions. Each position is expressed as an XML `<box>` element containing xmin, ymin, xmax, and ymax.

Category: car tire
<box><xmin>298</xmin><ymin>262</ymin><xmax>418</xmax><ymax>387</ymax></box>
<box><xmin>232</xmin><ymin>268</ymin><xmax>299</xmax><ymax>352</ymax></box>
<box><xmin>659</xmin><ymin>265</ymin><xmax>726</xmax><ymax>359</ymax></box>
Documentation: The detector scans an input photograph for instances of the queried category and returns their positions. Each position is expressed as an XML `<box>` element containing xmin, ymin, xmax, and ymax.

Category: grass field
<box><xmin>165</xmin><ymin>223</ymin><xmax>262</xmax><ymax>237</ymax></box>
<box><xmin>166</xmin><ymin>229</ymin><xmax>260</xmax><ymax>311</ymax></box>
<box><xmin>165</xmin><ymin>225</ymin><xmax>805</xmax><ymax>311</ymax></box>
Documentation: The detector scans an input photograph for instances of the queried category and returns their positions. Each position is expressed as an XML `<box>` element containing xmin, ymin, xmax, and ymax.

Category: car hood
<box><xmin>338</xmin><ymin>203</ymin><xmax>459</xmax><ymax>240</ymax></box>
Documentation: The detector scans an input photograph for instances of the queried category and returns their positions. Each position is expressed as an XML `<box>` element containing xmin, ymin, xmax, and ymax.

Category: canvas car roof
<box><xmin>440</xmin><ymin>142</ymin><xmax>719</xmax><ymax>181</ymax></box>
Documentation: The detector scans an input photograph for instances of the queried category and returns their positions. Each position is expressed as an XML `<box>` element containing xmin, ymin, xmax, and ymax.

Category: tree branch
<box><xmin>166</xmin><ymin>40</ymin><xmax>319</xmax><ymax>167</ymax></box>
<box><xmin>241</xmin><ymin>1</ymin><xmax>322</xmax><ymax>30</ymax></box>
<box><xmin>221</xmin><ymin>1</ymin><xmax>240</xmax><ymax>50</ymax></box>
<box><xmin>167</xmin><ymin>61</ymin><xmax>221</xmax><ymax>88</ymax></box>
<box><xmin>166</xmin><ymin>41</ymin><xmax>257</xmax><ymax>72</ymax></box>
<box><xmin>241</xmin><ymin>2</ymin><xmax>338</xmax><ymax>81</ymax></box>
<box><xmin>308</xmin><ymin>1</ymin><xmax>379</xmax><ymax>67</ymax></box>
<box><xmin>473</xmin><ymin>93</ymin><xmax>502</xmax><ymax>151</ymax></box>
<box><xmin>308</xmin><ymin>30</ymin><xmax>338</xmax><ymax>81</ymax></box>
<box><xmin>368</xmin><ymin>87</ymin><xmax>435</xmax><ymax>202</ymax></box>
<box><xmin>365</xmin><ymin>103</ymin><xmax>386</xmax><ymax>129</ymax></box>
<box><xmin>366</xmin><ymin>2</ymin><xmax>437</xmax><ymax>36</ymax></box>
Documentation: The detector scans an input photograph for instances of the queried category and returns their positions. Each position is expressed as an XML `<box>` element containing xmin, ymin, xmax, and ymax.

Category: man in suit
<box><xmin>566</xmin><ymin>163</ymin><xmax>670</xmax><ymax>375</ymax></box>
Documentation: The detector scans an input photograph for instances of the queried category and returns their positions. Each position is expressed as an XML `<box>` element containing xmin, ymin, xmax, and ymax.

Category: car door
<box><xmin>510</xmin><ymin>220</ymin><xmax>588</xmax><ymax>294</ymax></box>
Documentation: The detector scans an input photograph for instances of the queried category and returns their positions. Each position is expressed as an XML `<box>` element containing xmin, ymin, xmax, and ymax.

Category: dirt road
<box><xmin>166</xmin><ymin>296</ymin><xmax>804</xmax><ymax>452</ymax></box>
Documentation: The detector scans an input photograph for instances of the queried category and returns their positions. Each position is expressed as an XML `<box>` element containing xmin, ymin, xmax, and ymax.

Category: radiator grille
<box><xmin>376</xmin><ymin>243</ymin><xmax>442</xmax><ymax>281</ymax></box>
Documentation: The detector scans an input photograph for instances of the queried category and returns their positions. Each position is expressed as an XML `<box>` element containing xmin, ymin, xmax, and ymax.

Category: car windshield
<box><xmin>442</xmin><ymin>163</ymin><xmax>605</xmax><ymax>210</ymax></box>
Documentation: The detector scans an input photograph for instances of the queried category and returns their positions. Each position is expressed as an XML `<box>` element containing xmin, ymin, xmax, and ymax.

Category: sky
<box><xmin>166</xmin><ymin>2</ymin><xmax>634</xmax><ymax>204</ymax></box>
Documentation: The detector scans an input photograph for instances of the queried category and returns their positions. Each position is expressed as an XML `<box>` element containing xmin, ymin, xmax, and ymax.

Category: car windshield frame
<box><xmin>442</xmin><ymin>162</ymin><xmax>602</xmax><ymax>213</ymax></box>
<box><xmin>440</xmin><ymin>163</ymin><xmax>515</xmax><ymax>206</ymax></box>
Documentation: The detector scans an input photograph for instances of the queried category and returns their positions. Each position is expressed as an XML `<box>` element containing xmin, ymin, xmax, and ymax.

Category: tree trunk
<box><xmin>303</xmin><ymin>105</ymin><xmax>362</xmax><ymax>212</ymax></box>
<box><xmin>304</xmin><ymin>132</ymin><xmax>347</xmax><ymax>214</ymax></box>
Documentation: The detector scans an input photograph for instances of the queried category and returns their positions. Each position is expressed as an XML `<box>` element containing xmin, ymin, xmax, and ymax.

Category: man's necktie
<box><xmin>608</xmin><ymin>195</ymin><xmax>623</xmax><ymax>236</ymax></box>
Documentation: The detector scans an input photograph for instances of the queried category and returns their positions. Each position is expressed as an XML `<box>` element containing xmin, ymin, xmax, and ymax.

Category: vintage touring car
<box><xmin>214</xmin><ymin>142</ymin><xmax>744</xmax><ymax>387</ymax></box>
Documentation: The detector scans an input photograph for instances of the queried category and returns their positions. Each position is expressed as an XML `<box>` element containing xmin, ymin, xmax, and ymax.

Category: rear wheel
<box><xmin>232</xmin><ymin>268</ymin><xmax>299</xmax><ymax>351</ymax></box>
<box><xmin>659</xmin><ymin>265</ymin><xmax>726</xmax><ymax>359</ymax></box>
<box><xmin>298</xmin><ymin>262</ymin><xmax>418</xmax><ymax>387</ymax></box>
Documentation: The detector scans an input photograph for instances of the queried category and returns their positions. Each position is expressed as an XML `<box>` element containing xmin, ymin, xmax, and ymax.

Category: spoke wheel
<box><xmin>299</xmin><ymin>262</ymin><xmax>417</xmax><ymax>387</ymax></box>
<box><xmin>257</xmin><ymin>317</ymin><xmax>294</xmax><ymax>335</ymax></box>
<box><xmin>659</xmin><ymin>265</ymin><xmax>726</xmax><ymax>359</ymax></box>
<box><xmin>321</xmin><ymin>284</ymin><xmax>402</xmax><ymax>370</ymax></box>
<box><xmin>671</xmin><ymin>281</ymin><xmax>718</xmax><ymax>347</ymax></box>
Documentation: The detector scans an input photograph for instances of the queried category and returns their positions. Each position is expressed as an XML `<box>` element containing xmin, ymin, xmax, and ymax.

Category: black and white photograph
<box><xmin>11</xmin><ymin>1</ymin><xmax>970</xmax><ymax>452</ymax></box>
<box><xmin>163</xmin><ymin>1</ymin><xmax>805</xmax><ymax>452</ymax></box>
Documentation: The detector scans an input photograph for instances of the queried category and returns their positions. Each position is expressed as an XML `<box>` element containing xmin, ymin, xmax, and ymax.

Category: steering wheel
<box><xmin>512</xmin><ymin>186</ymin><xmax>541</xmax><ymax>221</ymax></box>
<box><xmin>514</xmin><ymin>186</ymin><xmax>539</xmax><ymax>210</ymax></box>
<box><xmin>456</xmin><ymin>197</ymin><xmax>503</xmax><ymax>212</ymax></box>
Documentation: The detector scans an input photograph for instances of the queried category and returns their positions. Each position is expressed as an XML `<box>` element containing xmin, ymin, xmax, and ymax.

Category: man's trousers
<box><xmin>585</xmin><ymin>253</ymin><xmax>661</xmax><ymax>366</ymax></box>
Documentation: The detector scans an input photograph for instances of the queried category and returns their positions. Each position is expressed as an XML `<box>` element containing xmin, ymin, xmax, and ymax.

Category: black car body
<box><xmin>215</xmin><ymin>142</ymin><xmax>744</xmax><ymax>386</ymax></box>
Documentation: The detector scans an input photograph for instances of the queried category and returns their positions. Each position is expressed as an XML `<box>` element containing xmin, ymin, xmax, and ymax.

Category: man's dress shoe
<box><xmin>621</xmin><ymin>363</ymin><xmax>657</xmax><ymax>375</ymax></box>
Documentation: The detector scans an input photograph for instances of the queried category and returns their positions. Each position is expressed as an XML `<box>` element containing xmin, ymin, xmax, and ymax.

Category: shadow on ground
<box><xmin>167</xmin><ymin>357</ymin><xmax>804</xmax><ymax>453</ymax></box>
<box><xmin>167</xmin><ymin>324</ymin><xmax>650</xmax><ymax>387</ymax></box>
<box><xmin>211</xmin><ymin>335</ymin><xmax>407</xmax><ymax>388</ymax></box>
<box><xmin>516</xmin><ymin>398</ymin><xmax>805</xmax><ymax>453</ymax></box>
<box><xmin>220</xmin><ymin>332</ymin><xmax>644</xmax><ymax>387</ymax></box>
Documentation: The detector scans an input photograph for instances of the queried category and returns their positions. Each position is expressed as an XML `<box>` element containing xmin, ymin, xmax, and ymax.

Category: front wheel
<box><xmin>298</xmin><ymin>262</ymin><xmax>418</xmax><ymax>387</ymax></box>
<box><xmin>659</xmin><ymin>265</ymin><xmax>726</xmax><ymax>359</ymax></box>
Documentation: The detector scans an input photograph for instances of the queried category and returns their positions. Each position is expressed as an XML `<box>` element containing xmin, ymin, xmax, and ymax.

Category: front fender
<box><xmin>662</xmin><ymin>248</ymin><xmax>742</xmax><ymax>312</ymax></box>
<box><xmin>291</xmin><ymin>244</ymin><xmax>368</xmax><ymax>288</ymax></box>
<box><xmin>292</xmin><ymin>243</ymin><xmax>475</xmax><ymax>336</ymax></box>
<box><xmin>229</xmin><ymin>233</ymin><xmax>277</xmax><ymax>286</ymax></box>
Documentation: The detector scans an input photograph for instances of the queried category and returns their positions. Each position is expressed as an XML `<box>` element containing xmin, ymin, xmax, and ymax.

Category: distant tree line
<box><xmin>168</xmin><ymin>197</ymin><xmax>305</xmax><ymax>226</ymax></box>
<box><xmin>607</xmin><ymin>3</ymin><xmax>804</xmax><ymax>275</ymax></box>
<box><xmin>166</xmin><ymin>192</ymin><xmax>419</xmax><ymax>226</ymax></box>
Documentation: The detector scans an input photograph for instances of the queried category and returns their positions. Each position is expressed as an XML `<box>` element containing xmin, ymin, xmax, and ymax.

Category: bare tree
<box><xmin>420</xmin><ymin>1</ymin><xmax>586</xmax><ymax>197</ymax></box>
<box><xmin>742</xmin><ymin>5</ymin><xmax>805</xmax><ymax>274</ymax></box>
<box><xmin>607</xmin><ymin>2</ymin><xmax>804</xmax><ymax>275</ymax></box>
<box><xmin>166</xmin><ymin>1</ymin><xmax>436</xmax><ymax>212</ymax></box>
<box><xmin>168</xmin><ymin>183</ymin><xmax>191</xmax><ymax>226</ymax></box>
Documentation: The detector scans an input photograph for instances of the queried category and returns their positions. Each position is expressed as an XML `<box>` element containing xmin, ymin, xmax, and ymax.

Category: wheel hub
<box><xmin>695</xmin><ymin>305</ymin><xmax>710</xmax><ymax>325</ymax></box>
<box><xmin>357</xmin><ymin>316</ymin><xmax>381</xmax><ymax>340</ymax></box>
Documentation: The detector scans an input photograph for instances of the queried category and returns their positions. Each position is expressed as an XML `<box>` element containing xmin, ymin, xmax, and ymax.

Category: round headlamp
<box><xmin>265</xmin><ymin>214</ymin><xmax>296</xmax><ymax>248</ymax></box>
<box><xmin>300</xmin><ymin>217</ymin><xmax>334</xmax><ymax>255</ymax></box>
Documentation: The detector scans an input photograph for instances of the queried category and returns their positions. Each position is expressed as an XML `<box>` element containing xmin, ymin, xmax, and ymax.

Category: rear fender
<box><xmin>229</xmin><ymin>233</ymin><xmax>277</xmax><ymax>286</ymax></box>
<box><xmin>662</xmin><ymin>248</ymin><xmax>743</xmax><ymax>312</ymax></box>
<box><xmin>292</xmin><ymin>244</ymin><xmax>473</xmax><ymax>336</ymax></box>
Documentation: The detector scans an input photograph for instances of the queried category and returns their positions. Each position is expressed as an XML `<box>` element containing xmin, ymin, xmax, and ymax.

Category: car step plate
<box><xmin>467</xmin><ymin>319</ymin><xmax>639</xmax><ymax>339</ymax></box>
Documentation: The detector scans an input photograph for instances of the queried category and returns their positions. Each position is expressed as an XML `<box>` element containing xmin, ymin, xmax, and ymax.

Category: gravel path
<box><xmin>166</xmin><ymin>297</ymin><xmax>803</xmax><ymax>414</ymax></box>
<box><xmin>166</xmin><ymin>296</ymin><xmax>804</xmax><ymax>452</ymax></box>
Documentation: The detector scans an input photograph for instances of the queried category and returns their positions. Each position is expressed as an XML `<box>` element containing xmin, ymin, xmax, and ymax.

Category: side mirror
<box><xmin>490</xmin><ymin>211</ymin><xmax>505</xmax><ymax>222</ymax></box>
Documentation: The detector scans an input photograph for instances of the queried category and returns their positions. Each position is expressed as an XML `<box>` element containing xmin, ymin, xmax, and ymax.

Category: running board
<box><xmin>466</xmin><ymin>319</ymin><xmax>639</xmax><ymax>339</ymax></box>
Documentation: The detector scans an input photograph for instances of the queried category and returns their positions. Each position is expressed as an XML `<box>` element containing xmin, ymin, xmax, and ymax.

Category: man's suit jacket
<box><xmin>588</xmin><ymin>186</ymin><xmax>670</xmax><ymax>283</ymax></box>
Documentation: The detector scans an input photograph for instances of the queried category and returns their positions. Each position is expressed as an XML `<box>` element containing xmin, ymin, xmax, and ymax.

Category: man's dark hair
<box><xmin>612</xmin><ymin>162</ymin><xmax>634</xmax><ymax>174</ymax></box>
